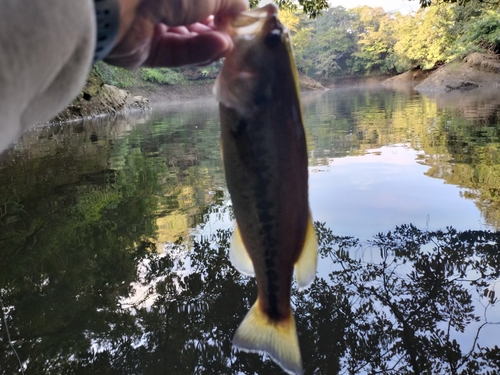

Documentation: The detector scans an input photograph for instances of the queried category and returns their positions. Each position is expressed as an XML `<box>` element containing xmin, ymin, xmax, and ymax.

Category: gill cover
<box><xmin>213</xmin><ymin>4</ymin><xmax>284</xmax><ymax>116</ymax></box>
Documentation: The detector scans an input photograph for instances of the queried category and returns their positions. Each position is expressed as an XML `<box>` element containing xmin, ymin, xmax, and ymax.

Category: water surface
<box><xmin>1</xmin><ymin>87</ymin><xmax>500</xmax><ymax>374</ymax></box>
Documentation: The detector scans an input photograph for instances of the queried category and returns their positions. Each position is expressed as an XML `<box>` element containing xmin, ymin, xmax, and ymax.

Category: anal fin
<box><xmin>294</xmin><ymin>213</ymin><xmax>318</xmax><ymax>291</ymax></box>
<box><xmin>230</xmin><ymin>224</ymin><xmax>255</xmax><ymax>276</ymax></box>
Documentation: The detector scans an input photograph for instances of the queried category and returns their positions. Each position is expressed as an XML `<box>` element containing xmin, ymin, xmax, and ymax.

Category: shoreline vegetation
<box><xmin>51</xmin><ymin>1</ymin><xmax>500</xmax><ymax>123</ymax></box>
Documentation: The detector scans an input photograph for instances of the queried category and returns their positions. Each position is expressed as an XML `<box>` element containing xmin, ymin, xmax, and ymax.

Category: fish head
<box><xmin>215</xmin><ymin>4</ymin><xmax>298</xmax><ymax>116</ymax></box>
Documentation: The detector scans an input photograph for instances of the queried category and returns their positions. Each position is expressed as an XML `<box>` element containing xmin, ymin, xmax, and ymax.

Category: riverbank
<box><xmin>52</xmin><ymin>71</ymin><xmax>326</xmax><ymax>120</ymax></box>
<box><xmin>53</xmin><ymin>52</ymin><xmax>499</xmax><ymax>123</ymax></box>
<box><xmin>52</xmin><ymin>71</ymin><xmax>151</xmax><ymax>123</ymax></box>
<box><xmin>130</xmin><ymin>74</ymin><xmax>326</xmax><ymax>104</ymax></box>
<box><xmin>384</xmin><ymin>52</ymin><xmax>500</xmax><ymax>92</ymax></box>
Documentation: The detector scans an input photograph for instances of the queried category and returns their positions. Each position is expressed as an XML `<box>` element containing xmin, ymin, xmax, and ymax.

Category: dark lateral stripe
<box><xmin>247</xmin><ymin>116</ymin><xmax>285</xmax><ymax>321</ymax></box>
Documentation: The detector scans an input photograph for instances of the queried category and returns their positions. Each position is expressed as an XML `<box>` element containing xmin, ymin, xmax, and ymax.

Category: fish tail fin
<box><xmin>233</xmin><ymin>300</ymin><xmax>303</xmax><ymax>375</ymax></box>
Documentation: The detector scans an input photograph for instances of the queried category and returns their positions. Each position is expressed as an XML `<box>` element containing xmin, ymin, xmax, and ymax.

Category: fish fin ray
<box><xmin>230</xmin><ymin>224</ymin><xmax>255</xmax><ymax>276</ymax></box>
<box><xmin>233</xmin><ymin>300</ymin><xmax>303</xmax><ymax>375</ymax></box>
<box><xmin>294</xmin><ymin>213</ymin><xmax>318</xmax><ymax>291</ymax></box>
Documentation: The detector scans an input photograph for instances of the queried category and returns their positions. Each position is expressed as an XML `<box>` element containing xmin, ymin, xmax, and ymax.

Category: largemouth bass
<box><xmin>214</xmin><ymin>4</ymin><xmax>318</xmax><ymax>375</ymax></box>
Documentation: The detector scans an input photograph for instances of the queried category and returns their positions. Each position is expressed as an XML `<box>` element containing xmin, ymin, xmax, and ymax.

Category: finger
<box><xmin>166</xmin><ymin>26</ymin><xmax>192</xmax><ymax>35</ymax></box>
<box><xmin>164</xmin><ymin>23</ymin><xmax>214</xmax><ymax>35</ymax></box>
<box><xmin>185</xmin><ymin>22</ymin><xmax>214</xmax><ymax>33</ymax></box>
<box><xmin>145</xmin><ymin>25</ymin><xmax>232</xmax><ymax>67</ymax></box>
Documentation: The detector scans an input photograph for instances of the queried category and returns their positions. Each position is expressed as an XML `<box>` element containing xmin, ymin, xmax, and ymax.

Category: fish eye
<box><xmin>265</xmin><ymin>29</ymin><xmax>281</xmax><ymax>49</ymax></box>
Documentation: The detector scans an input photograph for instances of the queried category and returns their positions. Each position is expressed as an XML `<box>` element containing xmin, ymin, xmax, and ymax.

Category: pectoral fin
<box><xmin>294</xmin><ymin>214</ymin><xmax>318</xmax><ymax>291</ymax></box>
<box><xmin>230</xmin><ymin>224</ymin><xmax>255</xmax><ymax>276</ymax></box>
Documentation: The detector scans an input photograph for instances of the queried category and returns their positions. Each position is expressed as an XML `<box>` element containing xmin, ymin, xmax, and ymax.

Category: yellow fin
<box><xmin>294</xmin><ymin>213</ymin><xmax>318</xmax><ymax>291</ymax></box>
<box><xmin>230</xmin><ymin>224</ymin><xmax>255</xmax><ymax>276</ymax></box>
<box><xmin>233</xmin><ymin>300</ymin><xmax>303</xmax><ymax>375</ymax></box>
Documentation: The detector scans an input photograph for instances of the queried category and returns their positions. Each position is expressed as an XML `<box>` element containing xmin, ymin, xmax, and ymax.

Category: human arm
<box><xmin>0</xmin><ymin>0</ymin><xmax>247</xmax><ymax>153</ymax></box>
<box><xmin>0</xmin><ymin>0</ymin><xmax>95</xmax><ymax>152</ymax></box>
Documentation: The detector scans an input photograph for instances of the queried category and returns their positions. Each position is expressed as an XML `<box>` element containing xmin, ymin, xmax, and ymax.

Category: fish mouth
<box><xmin>221</xmin><ymin>3</ymin><xmax>282</xmax><ymax>39</ymax></box>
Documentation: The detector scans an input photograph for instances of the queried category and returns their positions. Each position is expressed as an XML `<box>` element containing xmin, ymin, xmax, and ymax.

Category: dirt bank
<box><xmin>415</xmin><ymin>52</ymin><xmax>500</xmax><ymax>92</ymax></box>
<box><xmin>383</xmin><ymin>67</ymin><xmax>435</xmax><ymax>86</ymax></box>
<box><xmin>130</xmin><ymin>74</ymin><xmax>325</xmax><ymax>104</ymax></box>
<box><xmin>130</xmin><ymin>82</ymin><xmax>215</xmax><ymax>104</ymax></box>
<box><xmin>383</xmin><ymin>53</ymin><xmax>500</xmax><ymax>93</ymax></box>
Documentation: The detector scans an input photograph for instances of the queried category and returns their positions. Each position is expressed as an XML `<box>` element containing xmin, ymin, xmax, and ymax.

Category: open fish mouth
<box><xmin>219</xmin><ymin>3</ymin><xmax>283</xmax><ymax>40</ymax></box>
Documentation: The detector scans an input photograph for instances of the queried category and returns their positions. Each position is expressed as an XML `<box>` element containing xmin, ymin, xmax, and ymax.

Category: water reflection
<box><xmin>303</xmin><ymin>87</ymin><xmax>500</xmax><ymax>231</ymax></box>
<box><xmin>2</xmin><ymin>224</ymin><xmax>499</xmax><ymax>374</ymax></box>
<box><xmin>1</xmin><ymin>87</ymin><xmax>500</xmax><ymax>374</ymax></box>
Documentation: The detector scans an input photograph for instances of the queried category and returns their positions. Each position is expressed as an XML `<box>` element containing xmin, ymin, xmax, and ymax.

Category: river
<box><xmin>1</xmin><ymin>86</ymin><xmax>499</xmax><ymax>374</ymax></box>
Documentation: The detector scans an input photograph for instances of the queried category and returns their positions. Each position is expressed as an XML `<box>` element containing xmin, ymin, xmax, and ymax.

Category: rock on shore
<box><xmin>299</xmin><ymin>75</ymin><xmax>326</xmax><ymax>90</ymax></box>
<box><xmin>415</xmin><ymin>52</ymin><xmax>500</xmax><ymax>92</ymax></box>
<box><xmin>53</xmin><ymin>71</ymin><xmax>150</xmax><ymax>122</ymax></box>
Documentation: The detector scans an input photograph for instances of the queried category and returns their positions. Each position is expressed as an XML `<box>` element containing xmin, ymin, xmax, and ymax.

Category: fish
<box><xmin>214</xmin><ymin>4</ymin><xmax>318</xmax><ymax>375</ymax></box>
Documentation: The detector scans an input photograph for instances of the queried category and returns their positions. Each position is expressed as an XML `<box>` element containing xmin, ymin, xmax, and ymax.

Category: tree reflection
<box><xmin>304</xmin><ymin>88</ymin><xmax>500</xmax><ymax>230</ymax></box>
<box><xmin>2</xmin><ymin>93</ymin><xmax>500</xmax><ymax>373</ymax></box>
<box><xmin>316</xmin><ymin>223</ymin><xmax>500</xmax><ymax>374</ymax></box>
<box><xmin>2</xmin><ymin>220</ymin><xmax>499</xmax><ymax>374</ymax></box>
<box><xmin>0</xmin><ymin>109</ymin><xmax>226</xmax><ymax>374</ymax></box>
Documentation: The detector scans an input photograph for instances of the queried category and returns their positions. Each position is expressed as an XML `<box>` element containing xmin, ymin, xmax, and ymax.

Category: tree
<box><xmin>350</xmin><ymin>6</ymin><xmax>398</xmax><ymax>75</ymax></box>
<box><xmin>416</xmin><ymin>0</ymin><xmax>500</xmax><ymax>7</ymax></box>
<box><xmin>250</xmin><ymin>0</ymin><xmax>329</xmax><ymax>18</ymax></box>
<box><xmin>304</xmin><ymin>7</ymin><xmax>360</xmax><ymax>78</ymax></box>
<box><xmin>394</xmin><ymin>5</ymin><xmax>456</xmax><ymax>69</ymax></box>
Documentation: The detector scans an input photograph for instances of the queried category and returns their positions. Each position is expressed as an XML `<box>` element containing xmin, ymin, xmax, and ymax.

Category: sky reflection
<box><xmin>309</xmin><ymin>144</ymin><xmax>486</xmax><ymax>242</ymax></box>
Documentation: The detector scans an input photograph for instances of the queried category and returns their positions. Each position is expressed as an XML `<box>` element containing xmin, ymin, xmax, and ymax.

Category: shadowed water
<box><xmin>1</xmin><ymin>87</ymin><xmax>500</xmax><ymax>374</ymax></box>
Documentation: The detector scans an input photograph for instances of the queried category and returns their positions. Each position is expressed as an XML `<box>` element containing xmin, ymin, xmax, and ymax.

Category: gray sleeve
<box><xmin>0</xmin><ymin>0</ymin><xmax>96</xmax><ymax>152</ymax></box>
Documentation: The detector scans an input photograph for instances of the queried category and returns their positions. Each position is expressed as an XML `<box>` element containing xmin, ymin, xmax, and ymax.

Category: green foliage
<box><xmin>454</xmin><ymin>10</ymin><xmax>500</xmax><ymax>54</ymax></box>
<box><xmin>93</xmin><ymin>63</ymin><xmax>206</xmax><ymax>89</ymax></box>
<box><xmin>140</xmin><ymin>68</ymin><xmax>186</xmax><ymax>85</ymax></box>
<box><xmin>292</xmin><ymin>25</ymin><xmax>314</xmax><ymax>73</ymax></box>
<box><xmin>141</xmin><ymin>67</ymin><xmax>168</xmax><ymax>84</ymax></box>
<box><xmin>351</xmin><ymin>7</ymin><xmax>397</xmax><ymax>75</ymax></box>
<box><xmin>90</xmin><ymin>1</ymin><xmax>500</xmax><ymax>84</ymax></box>
<box><xmin>253</xmin><ymin>0</ymin><xmax>329</xmax><ymax>18</ymax></box>
<box><xmin>417</xmin><ymin>0</ymin><xmax>500</xmax><ymax>7</ymax></box>
<box><xmin>93</xmin><ymin>61</ymin><xmax>138</xmax><ymax>89</ymax></box>
<box><xmin>284</xmin><ymin>0</ymin><xmax>500</xmax><ymax>79</ymax></box>
<box><xmin>395</xmin><ymin>5</ymin><xmax>457</xmax><ymax>69</ymax></box>
<box><xmin>305</xmin><ymin>7</ymin><xmax>360</xmax><ymax>78</ymax></box>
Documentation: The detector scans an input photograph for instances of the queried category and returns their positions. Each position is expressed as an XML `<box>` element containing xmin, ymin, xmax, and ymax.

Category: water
<box><xmin>1</xmin><ymin>86</ymin><xmax>500</xmax><ymax>374</ymax></box>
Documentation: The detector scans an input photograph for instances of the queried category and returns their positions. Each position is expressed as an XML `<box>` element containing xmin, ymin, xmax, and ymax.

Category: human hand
<box><xmin>104</xmin><ymin>0</ymin><xmax>248</xmax><ymax>68</ymax></box>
